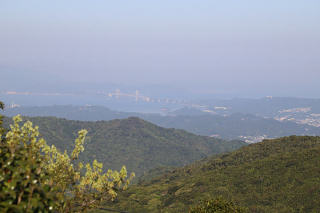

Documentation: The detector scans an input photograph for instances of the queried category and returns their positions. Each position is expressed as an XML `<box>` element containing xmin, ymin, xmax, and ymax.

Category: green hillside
<box><xmin>105</xmin><ymin>136</ymin><xmax>320</xmax><ymax>212</ymax></box>
<box><xmin>3</xmin><ymin>116</ymin><xmax>245</xmax><ymax>177</ymax></box>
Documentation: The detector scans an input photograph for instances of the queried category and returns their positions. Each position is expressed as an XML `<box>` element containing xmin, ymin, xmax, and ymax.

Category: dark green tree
<box><xmin>189</xmin><ymin>197</ymin><xmax>247</xmax><ymax>213</ymax></box>
<box><xmin>0</xmin><ymin>102</ymin><xmax>58</xmax><ymax>212</ymax></box>
<box><xmin>0</xmin><ymin>101</ymin><xmax>6</xmax><ymax>140</ymax></box>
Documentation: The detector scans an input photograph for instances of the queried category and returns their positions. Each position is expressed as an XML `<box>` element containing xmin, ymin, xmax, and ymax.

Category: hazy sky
<box><xmin>1</xmin><ymin>0</ymin><xmax>320</xmax><ymax>97</ymax></box>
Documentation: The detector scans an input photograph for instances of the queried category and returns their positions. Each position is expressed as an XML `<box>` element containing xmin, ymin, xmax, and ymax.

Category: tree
<box><xmin>189</xmin><ymin>197</ymin><xmax>247</xmax><ymax>213</ymax></box>
<box><xmin>0</xmin><ymin>102</ymin><xmax>57</xmax><ymax>212</ymax></box>
<box><xmin>0</xmin><ymin>101</ymin><xmax>5</xmax><ymax>137</ymax></box>
<box><xmin>0</xmin><ymin>117</ymin><xmax>58</xmax><ymax>212</ymax></box>
<box><xmin>0</xmin><ymin>113</ymin><xmax>134</xmax><ymax>212</ymax></box>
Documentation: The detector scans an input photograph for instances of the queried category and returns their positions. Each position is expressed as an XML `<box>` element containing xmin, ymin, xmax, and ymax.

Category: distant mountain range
<box><xmin>145</xmin><ymin>113</ymin><xmax>320</xmax><ymax>141</ymax></box>
<box><xmin>3</xmin><ymin>104</ymin><xmax>320</xmax><ymax>142</ymax></box>
<box><xmin>195</xmin><ymin>97</ymin><xmax>320</xmax><ymax>128</ymax></box>
<box><xmin>3</xmin><ymin>116</ymin><xmax>245</xmax><ymax>177</ymax></box>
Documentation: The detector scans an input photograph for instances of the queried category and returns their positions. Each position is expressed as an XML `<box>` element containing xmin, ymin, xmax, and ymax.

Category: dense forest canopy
<box><xmin>105</xmin><ymin>136</ymin><xmax>320</xmax><ymax>212</ymax></box>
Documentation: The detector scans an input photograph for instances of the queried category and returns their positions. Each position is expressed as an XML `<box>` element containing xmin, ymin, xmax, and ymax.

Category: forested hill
<box><xmin>109</xmin><ymin>136</ymin><xmax>320</xmax><ymax>212</ymax></box>
<box><xmin>3</xmin><ymin>116</ymin><xmax>245</xmax><ymax>177</ymax></box>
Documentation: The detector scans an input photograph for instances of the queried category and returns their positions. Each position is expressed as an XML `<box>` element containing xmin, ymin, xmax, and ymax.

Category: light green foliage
<box><xmin>0</xmin><ymin>114</ymin><xmax>135</xmax><ymax>212</ymax></box>
<box><xmin>71</xmin><ymin>129</ymin><xmax>86</xmax><ymax>160</ymax></box>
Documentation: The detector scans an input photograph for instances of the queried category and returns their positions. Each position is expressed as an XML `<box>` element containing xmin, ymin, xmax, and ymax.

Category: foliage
<box><xmin>3</xmin><ymin>116</ymin><xmax>246</xmax><ymax>177</ymax></box>
<box><xmin>105</xmin><ymin>136</ymin><xmax>320</xmax><ymax>212</ymax></box>
<box><xmin>0</xmin><ymin>114</ymin><xmax>134</xmax><ymax>212</ymax></box>
<box><xmin>189</xmin><ymin>197</ymin><xmax>247</xmax><ymax>213</ymax></box>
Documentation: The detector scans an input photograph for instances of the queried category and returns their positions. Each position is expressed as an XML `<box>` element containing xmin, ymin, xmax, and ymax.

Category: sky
<box><xmin>1</xmin><ymin>0</ymin><xmax>320</xmax><ymax>98</ymax></box>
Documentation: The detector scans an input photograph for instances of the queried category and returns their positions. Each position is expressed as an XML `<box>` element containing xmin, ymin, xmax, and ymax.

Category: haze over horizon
<box><xmin>1</xmin><ymin>0</ymin><xmax>320</xmax><ymax>98</ymax></box>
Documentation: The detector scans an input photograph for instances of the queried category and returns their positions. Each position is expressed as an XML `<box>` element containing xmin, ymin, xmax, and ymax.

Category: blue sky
<box><xmin>1</xmin><ymin>0</ymin><xmax>320</xmax><ymax>97</ymax></box>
